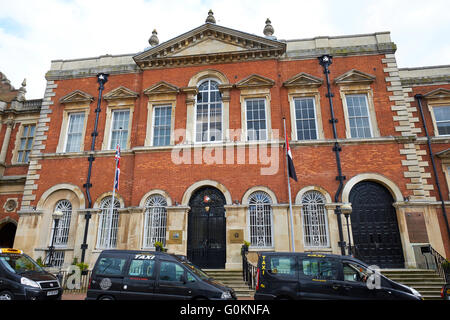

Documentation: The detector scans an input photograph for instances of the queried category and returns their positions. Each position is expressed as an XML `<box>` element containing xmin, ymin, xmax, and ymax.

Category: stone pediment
<box><xmin>104</xmin><ymin>86</ymin><xmax>139</xmax><ymax>100</ymax></box>
<box><xmin>334</xmin><ymin>69</ymin><xmax>376</xmax><ymax>85</ymax></box>
<box><xmin>144</xmin><ymin>81</ymin><xmax>179</xmax><ymax>95</ymax></box>
<box><xmin>423</xmin><ymin>88</ymin><xmax>450</xmax><ymax>100</ymax></box>
<box><xmin>59</xmin><ymin>90</ymin><xmax>94</xmax><ymax>104</ymax></box>
<box><xmin>436</xmin><ymin>148</ymin><xmax>450</xmax><ymax>159</ymax></box>
<box><xmin>235</xmin><ymin>74</ymin><xmax>275</xmax><ymax>89</ymax></box>
<box><xmin>133</xmin><ymin>23</ymin><xmax>286</xmax><ymax>69</ymax></box>
<box><xmin>283</xmin><ymin>72</ymin><xmax>323</xmax><ymax>88</ymax></box>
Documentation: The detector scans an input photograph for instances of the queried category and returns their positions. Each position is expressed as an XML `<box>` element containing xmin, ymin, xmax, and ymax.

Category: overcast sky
<box><xmin>1</xmin><ymin>0</ymin><xmax>449</xmax><ymax>99</ymax></box>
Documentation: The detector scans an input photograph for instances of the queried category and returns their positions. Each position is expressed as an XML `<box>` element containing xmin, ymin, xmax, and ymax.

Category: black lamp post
<box><xmin>318</xmin><ymin>54</ymin><xmax>347</xmax><ymax>256</ymax></box>
<box><xmin>80</xmin><ymin>73</ymin><xmax>109</xmax><ymax>263</ymax></box>
<box><xmin>341</xmin><ymin>203</ymin><xmax>353</xmax><ymax>256</ymax></box>
<box><xmin>48</xmin><ymin>210</ymin><xmax>64</xmax><ymax>267</ymax></box>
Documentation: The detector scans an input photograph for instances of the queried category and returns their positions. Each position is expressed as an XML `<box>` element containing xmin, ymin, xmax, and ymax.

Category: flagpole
<box><xmin>107</xmin><ymin>127</ymin><xmax>122</xmax><ymax>248</ymax></box>
<box><xmin>283</xmin><ymin>118</ymin><xmax>295</xmax><ymax>252</ymax></box>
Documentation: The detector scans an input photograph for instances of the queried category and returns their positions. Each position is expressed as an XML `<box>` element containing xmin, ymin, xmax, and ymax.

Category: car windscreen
<box><xmin>0</xmin><ymin>254</ymin><xmax>44</xmax><ymax>274</ymax></box>
<box><xmin>181</xmin><ymin>261</ymin><xmax>210</xmax><ymax>280</ymax></box>
<box><xmin>95</xmin><ymin>256</ymin><xmax>127</xmax><ymax>276</ymax></box>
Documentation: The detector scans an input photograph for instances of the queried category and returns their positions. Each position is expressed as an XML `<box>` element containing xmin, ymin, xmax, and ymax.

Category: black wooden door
<box><xmin>187</xmin><ymin>187</ymin><xmax>226</xmax><ymax>269</ymax></box>
<box><xmin>350</xmin><ymin>181</ymin><xmax>404</xmax><ymax>268</ymax></box>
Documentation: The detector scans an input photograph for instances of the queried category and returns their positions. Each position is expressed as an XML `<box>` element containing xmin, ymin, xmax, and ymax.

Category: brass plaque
<box><xmin>229</xmin><ymin>229</ymin><xmax>244</xmax><ymax>243</ymax></box>
<box><xmin>405</xmin><ymin>212</ymin><xmax>429</xmax><ymax>243</ymax></box>
<box><xmin>167</xmin><ymin>230</ymin><xmax>183</xmax><ymax>244</ymax></box>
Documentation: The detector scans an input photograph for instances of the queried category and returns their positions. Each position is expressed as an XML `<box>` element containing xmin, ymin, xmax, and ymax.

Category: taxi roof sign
<box><xmin>1</xmin><ymin>248</ymin><xmax>23</xmax><ymax>254</ymax></box>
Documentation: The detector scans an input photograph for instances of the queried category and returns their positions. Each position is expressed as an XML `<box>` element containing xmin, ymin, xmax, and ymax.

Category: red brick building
<box><xmin>10</xmin><ymin>12</ymin><xmax>450</xmax><ymax>270</ymax></box>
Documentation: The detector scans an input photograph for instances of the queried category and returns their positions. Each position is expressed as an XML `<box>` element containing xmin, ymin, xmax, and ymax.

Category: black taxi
<box><xmin>0</xmin><ymin>248</ymin><xmax>63</xmax><ymax>300</ymax></box>
<box><xmin>86</xmin><ymin>250</ymin><xmax>236</xmax><ymax>300</ymax></box>
<box><xmin>254</xmin><ymin>252</ymin><xmax>423</xmax><ymax>300</ymax></box>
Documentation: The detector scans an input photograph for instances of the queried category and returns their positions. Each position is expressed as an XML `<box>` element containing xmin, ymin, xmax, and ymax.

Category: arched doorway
<box><xmin>350</xmin><ymin>181</ymin><xmax>404</xmax><ymax>268</ymax></box>
<box><xmin>187</xmin><ymin>186</ymin><xmax>226</xmax><ymax>269</ymax></box>
<box><xmin>0</xmin><ymin>222</ymin><xmax>17</xmax><ymax>248</ymax></box>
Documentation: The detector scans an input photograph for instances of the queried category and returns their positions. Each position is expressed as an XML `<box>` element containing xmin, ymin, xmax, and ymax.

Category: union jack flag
<box><xmin>114</xmin><ymin>144</ymin><xmax>121</xmax><ymax>191</ymax></box>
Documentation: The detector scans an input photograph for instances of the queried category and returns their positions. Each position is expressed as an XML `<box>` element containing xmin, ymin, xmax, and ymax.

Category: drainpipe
<box><xmin>414</xmin><ymin>94</ymin><xmax>450</xmax><ymax>240</ymax></box>
<box><xmin>80</xmin><ymin>73</ymin><xmax>109</xmax><ymax>263</ymax></box>
<box><xmin>318</xmin><ymin>55</ymin><xmax>347</xmax><ymax>255</ymax></box>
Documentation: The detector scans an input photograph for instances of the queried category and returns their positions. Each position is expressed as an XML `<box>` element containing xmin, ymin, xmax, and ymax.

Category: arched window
<box><xmin>143</xmin><ymin>194</ymin><xmax>168</xmax><ymax>248</ymax></box>
<box><xmin>301</xmin><ymin>191</ymin><xmax>329</xmax><ymax>248</ymax></box>
<box><xmin>196</xmin><ymin>79</ymin><xmax>222</xmax><ymax>142</ymax></box>
<box><xmin>97</xmin><ymin>196</ymin><xmax>120</xmax><ymax>249</ymax></box>
<box><xmin>248</xmin><ymin>191</ymin><xmax>273</xmax><ymax>248</ymax></box>
<box><xmin>52</xmin><ymin>199</ymin><xmax>72</xmax><ymax>247</ymax></box>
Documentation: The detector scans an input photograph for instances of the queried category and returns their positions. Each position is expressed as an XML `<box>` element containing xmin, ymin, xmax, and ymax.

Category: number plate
<box><xmin>47</xmin><ymin>290</ymin><xmax>59</xmax><ymax>296</ymax></box>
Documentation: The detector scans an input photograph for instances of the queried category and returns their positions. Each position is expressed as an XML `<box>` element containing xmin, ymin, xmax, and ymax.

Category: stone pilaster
<box><xmin>20</xmin><ymin>80</ymin><xmax>56</xmax><ymax>209</ymax></box>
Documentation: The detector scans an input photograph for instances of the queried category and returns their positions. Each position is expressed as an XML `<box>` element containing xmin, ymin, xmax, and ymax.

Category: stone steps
<box><xmin>381</xmin><ymin>269</ymin><xmax>445</xmax><ymax>300</ymax></box>
<box><xmin>204</xmin><ymin>269</ymin><xmax>254</xmax><ymax>298</ymax></box>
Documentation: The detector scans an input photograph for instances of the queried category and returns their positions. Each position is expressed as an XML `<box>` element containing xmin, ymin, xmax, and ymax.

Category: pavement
<box><xmin>62</xmin><ymin>293</ymin><xmax>254</xmax><ymax>300</ymax></box>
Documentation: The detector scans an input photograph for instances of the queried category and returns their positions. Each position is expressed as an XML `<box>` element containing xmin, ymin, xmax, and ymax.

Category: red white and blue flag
<box><xmin>114</xmin><ymin>144</ymin><xmax>121</xmax><ymax>191</ymax></box>
<box><xmin>284</xmin><ymin>127</ymin><xmax>298</xmax><ymax>182</ymax></box>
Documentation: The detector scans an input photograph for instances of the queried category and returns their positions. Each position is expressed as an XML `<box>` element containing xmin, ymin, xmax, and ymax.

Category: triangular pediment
<box><xmin>59</xmin><ymin>90</ymin><xmax>94</xmax><ymax>104</ymax></box>
<box><xmin>143</xmin><ymin>81</ymin><xmax>179</xmax><ymax>95</ymax></box>
<box><xmin>283</xmin><ymin>72</ymin><xmax>323</xmax><ymax>88</ymax></box>
<box><xmin>334</xmin><ymin>69</ymin><xmax>376</xmax><ymax>85</ymax></box>
<box><xmin>235</xmin><ymin>74</ymin><xmax>275</xmax><ymax>89</ymax></box>
<box><xmin>133</xmin><ymin>23</ymin><xmax>286</xmax><ymax>69</ymax></box>
<box><xmin>171</xmin><ymin>37</ymin><xmax>247</xmax><ymax>57</ymax></box>
<box><xmin>103</xmin><ymin>86</ymin><xmax>139</xmax><ymax>100</ymax></box>
<box><xmin>423</xmin><ymin>88</ymin><xmax>450</xmax><ymax>100</ymax></box>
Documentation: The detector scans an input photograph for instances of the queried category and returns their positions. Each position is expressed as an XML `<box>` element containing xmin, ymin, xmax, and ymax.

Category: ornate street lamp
<box><xmin>341</xmin><ymin>203</ymin><xmax>353</xmax><ymax>255</ymax></box>
<box><xmin>47</xmin><ymin>210</ymin><xmax>64</xmax><ymax>267</ymax></box>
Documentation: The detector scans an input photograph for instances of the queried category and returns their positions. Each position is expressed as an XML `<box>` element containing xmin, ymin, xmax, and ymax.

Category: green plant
<box><xmin>243</xmin><ymin>241</ymin><xmax>251</xmax><ymax>248</ymax></box>
<box><xmin>442</xmin><ymin>259</ymin><xmax>450</xmax><ymax>272</ymax></box>
<box><xmin>72</xmin><ymin>257</ymin><xmax>89</xmax><ymax>271</ymax></box>
<box><xmin>36</xmin><ymin>257</ymin><xmax>45</xmax><ymax>267</ymax></box>
<box><xmin>154</xmin><ymin>241</ymin><xmax>167</xmax><ymax>252</ymax></box>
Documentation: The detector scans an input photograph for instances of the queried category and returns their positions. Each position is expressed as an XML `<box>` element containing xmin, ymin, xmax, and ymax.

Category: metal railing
<box><xmin>54</xmin><ymin>270</ymin><xmax>92</xmax><ymax>294</ymax></box>
<box><xmin>241</xmin><ymin>247</ymin><xmax>257</xmax><ymax>289</ymax></box>
<box><xmin>429</xmin><ymin>245</ymin><xmax>449</xmax><ymax>283</ymax></box>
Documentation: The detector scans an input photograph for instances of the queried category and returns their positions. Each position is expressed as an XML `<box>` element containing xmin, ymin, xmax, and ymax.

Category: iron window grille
<box><xmin>50</xmin><ymin>199</ymin><xmax>73</xmax><ymax>247</ymax></box>
<box><xmin>301</xmin><ymin>191</ymin><xmax>330</xmax><ymax>248</ymax></box>
<box><xmin>143</xmin><ymin>194</ymin><xmax>168</xmax><ymax>248</ymax></box>
<box><xmin>248</xmin><ymin>191</ymin><xmax>273</xmax><ymax>248</ymax></box>
<box><xmin>96</xmin><ymin>196</ymin><xmax>120</xmax><ymax>249</ymax></box>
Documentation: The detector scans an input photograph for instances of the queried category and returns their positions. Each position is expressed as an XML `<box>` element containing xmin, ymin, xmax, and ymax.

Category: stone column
<box><xmin>0</xmin><ymin>119</ymin><xmax>14</xmax><ymax>173</ymax></box>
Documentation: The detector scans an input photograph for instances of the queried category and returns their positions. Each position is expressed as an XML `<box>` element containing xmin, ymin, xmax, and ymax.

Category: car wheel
<box><xmin>98</xmin><ymin>295</ymin><xmax>115</xmax><ymax>300</ymax></box>
<box><xmin>0</xmin><ymin>291</ymin><xmax>14</xmax><ymax>300</ymax></box>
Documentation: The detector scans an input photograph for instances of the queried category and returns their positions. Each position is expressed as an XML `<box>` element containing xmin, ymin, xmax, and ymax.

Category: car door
<box><xmin>298</xmin><ymin>255</ymin><xmax>344</xmax><ymax>300</ymax></box>
<box><xmin>263</xmin><ymin>255</ymin><xmax>298</xmax><ymax>299</ymax></box>
<box><xmin>339</xmin><ymin>260</ymin><xmax>379</xmax><ymax>299</ymax></box>
<box><xmin>155</xmin><ymin>260</ymin><xmax>192</xmax><ymax>300</ymax></box>
<box><xmin>122</xmin><ymin>255</ymin><xmax>157</xmax><ymax>300</ymax></box>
